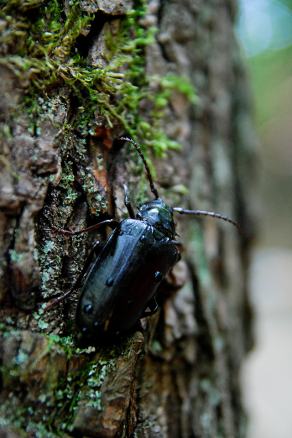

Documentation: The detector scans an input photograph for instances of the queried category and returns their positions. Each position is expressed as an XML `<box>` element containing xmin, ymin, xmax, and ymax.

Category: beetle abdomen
<box><xmin>76</xmin><ymin>219</ymin><xmax>179</xmax><ymax>339</ymax></box>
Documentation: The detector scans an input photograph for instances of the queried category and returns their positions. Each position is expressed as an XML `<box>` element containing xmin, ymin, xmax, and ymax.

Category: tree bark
<box><xmin>0</xmin><ymin>0</ymin><xmax>255</xmax><ymax>437</ymax></box>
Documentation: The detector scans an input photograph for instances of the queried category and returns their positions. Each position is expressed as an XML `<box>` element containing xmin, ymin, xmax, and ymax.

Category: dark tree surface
<box><xmin>0</xmin><ymin>0</ymin><xmax>255</xmax><ymax>437</ymax></box>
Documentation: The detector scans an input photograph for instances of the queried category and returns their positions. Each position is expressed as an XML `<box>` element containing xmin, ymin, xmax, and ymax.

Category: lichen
<box><xmin>0</xmin><ymin>325</ymin><xmax>108</xmax><ymax>435</ymax></box>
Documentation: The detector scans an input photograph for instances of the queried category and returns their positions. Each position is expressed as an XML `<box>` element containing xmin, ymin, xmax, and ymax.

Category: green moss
<box><xmin>0</xmin><ymin>0</ymin><xmax>196</xmax><ymax>158</ymax></box>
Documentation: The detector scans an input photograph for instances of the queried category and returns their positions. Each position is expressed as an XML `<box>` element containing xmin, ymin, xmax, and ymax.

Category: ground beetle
<box><xmin>46</xmin><ymin>137</ymin><xmax>238</xmax><ymax>341</ymax></box>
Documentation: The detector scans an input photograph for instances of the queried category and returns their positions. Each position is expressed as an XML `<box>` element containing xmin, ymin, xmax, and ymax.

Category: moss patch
<box><xmin>0</xmin><ymin>0</ymin><xmax>196</xmax><ymax>156</ymax></box>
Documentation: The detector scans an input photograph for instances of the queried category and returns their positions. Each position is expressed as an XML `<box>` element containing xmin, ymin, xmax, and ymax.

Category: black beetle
<box><xmin>46</xmin><ymin>137</ymin><xmax>238</xmax><ymax>340</ymax></box>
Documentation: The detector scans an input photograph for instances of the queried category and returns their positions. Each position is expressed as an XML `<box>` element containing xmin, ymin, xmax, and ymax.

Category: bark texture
<box><xmin>0</xmin><ymin>0</ymin><xmax>255</xmax><ymax>437</ymax></box>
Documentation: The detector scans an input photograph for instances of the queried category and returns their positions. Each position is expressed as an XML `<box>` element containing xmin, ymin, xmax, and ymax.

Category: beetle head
<box><xmin>137</xmin><ymin>198</ymin><xmax>175</xmax><ymax>238</ymax></box>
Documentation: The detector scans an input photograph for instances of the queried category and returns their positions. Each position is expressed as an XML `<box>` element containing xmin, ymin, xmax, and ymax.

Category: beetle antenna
<box><xmin>120</xmin><ymin>136</ymin><xmax>159</xmax><ymax>199</ymax></box>
<box><xmin>173</xmin><ymin>207</ymin><xmax>240</xmax><ymax>231</ymax></box>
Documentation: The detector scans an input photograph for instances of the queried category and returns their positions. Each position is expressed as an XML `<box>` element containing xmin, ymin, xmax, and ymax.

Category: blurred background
<box><xmin>237</xmin><ymin>1</ymin><xmax>292</xmax><ymax>437</ymax></box>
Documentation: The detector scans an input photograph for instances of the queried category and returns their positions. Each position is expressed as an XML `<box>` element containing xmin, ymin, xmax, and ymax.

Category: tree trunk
<box><xmin>0</xmin><ymin>1</ymin><xmax>255</xmax><ymax>437</ymax></box>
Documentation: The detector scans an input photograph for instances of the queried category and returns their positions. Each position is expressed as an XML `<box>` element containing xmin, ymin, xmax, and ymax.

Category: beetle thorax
<box><xmin>137</xmin><ymin>198</ymin><xmax>175</xmax><ymax>238</ymax></box>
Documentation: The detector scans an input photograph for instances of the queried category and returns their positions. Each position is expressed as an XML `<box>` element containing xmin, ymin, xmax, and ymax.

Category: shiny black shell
<box><xmin>76</xmin><ymin>218</ymin><xmax>179</xmax><ymax>339</ymax></box>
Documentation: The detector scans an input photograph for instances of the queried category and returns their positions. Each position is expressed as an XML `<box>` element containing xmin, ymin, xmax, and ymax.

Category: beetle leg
<box><xmin>142</xmin><ymin>296</ymin><xmax>159</xmax><ymax>317</ymax></box>
<box><xmin>43</xmin><ymin>240</ymin><xmax>103</xmax><ymax>311</ymax></box>
<box><xmin>43</xmin><ymin>287</ymin><xmax>73</xmax><ymax>311</ymax></box>
<box><xmin>52</xmin><ymin>218</ymin><xmax>119</xmax><ymax>236</ymax></box>
<box><xmin>123</xmin><ymin>184</ymin><xmax>135</xmax><ymax>218</ymax></box>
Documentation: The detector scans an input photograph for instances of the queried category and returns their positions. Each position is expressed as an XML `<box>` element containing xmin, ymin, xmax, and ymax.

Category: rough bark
<box><xmin>0</xmin><ymin>0</ymin><xmax>255</xmax><ymax>437</ymax></box>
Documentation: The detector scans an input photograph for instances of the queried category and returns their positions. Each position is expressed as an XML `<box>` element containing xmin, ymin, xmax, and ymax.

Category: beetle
<box><xmin>46</xmin><ymin>137</ymin><xmax>238</xmax><ymax>341</ymax></box>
